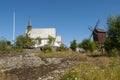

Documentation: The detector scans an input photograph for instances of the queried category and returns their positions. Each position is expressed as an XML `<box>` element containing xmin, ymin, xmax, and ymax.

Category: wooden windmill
<box><xmin>89</xmin><ymin>20</ymin><xmax>106</xmax><ymax>43</ymax></box>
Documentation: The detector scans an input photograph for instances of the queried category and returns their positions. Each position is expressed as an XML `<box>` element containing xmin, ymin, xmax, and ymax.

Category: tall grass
<box><xmin>34</xmin><ymin>51</ymin><xmax>88</xmax><ymax>62</ymax></box>
<box><xmin>60</xmin><ymin>57</ymin><xmax>120</xmax><ymax>80</ymax></box>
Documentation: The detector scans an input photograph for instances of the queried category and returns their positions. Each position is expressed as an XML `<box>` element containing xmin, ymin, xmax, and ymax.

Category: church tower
<box><xmin>27</xmin><ymin>19</ymin><xmax>32</xmax><ymax>31</ymax></box>
<box><xmin>26</xmin><ymin>19</ymin><xmax>32</xmax><ymax>34</ymax></box>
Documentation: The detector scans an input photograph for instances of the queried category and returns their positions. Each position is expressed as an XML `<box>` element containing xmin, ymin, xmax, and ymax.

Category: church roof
<box><xmin>29</xmin><ymin>28</ymin><xmax>56</xmax><ymax>38</ymax></box>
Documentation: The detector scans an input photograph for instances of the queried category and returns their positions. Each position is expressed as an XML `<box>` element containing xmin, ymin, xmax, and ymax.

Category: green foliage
<box><xmin>78</xmin><ymin>39</ymin><xmax>98</xmax><ymax>52</ymax></box>
<box><xmin>109</xmin><ymin>48</ymin><xmax>119</xmax><ymax>57</ymax></box>
<box><xmin>43</xmin><ymin>46</ymin><xmax>52</xmax><ymax>53</ymax></box>
<box><xmin>70</xmin><ymin>39</ymin><xmax>77</xmax><ymax>51</ymax></box>
<box><xmin>60</xmin><ymin>69</ymin><xmax>78</xmax><ymax>80</ymax></box>
<box><xmin>48</xmin><ymin>35</ymin><xmax>55</xmax><ymax>46</ymax></box>
<box><xmin>15</xmin><ymin>34</ymin><xmax>35</xmax><ymax>49</ymax></box>
<box><xmin>104</xmin><ymin>37</ymin><xmax>113</xmax><ymax>52</ymax></box>
<box><xmin>105</xmin><ymin>15</ymin><xmax>120</xmax><ymax>52</ymax></box>
<box><xmin>56</xmin><ymin>43</ymin><xmax>68</xmax><ymax>51</ymax></box>
<box><xmin>0</xmin><ymin>40</ymin><xmax>8</xmax><ymax>51</ymax></box>
<box><xmin>0</xmin><ymin>37</ymin><xmax>12</xmax><ymax>54</ymax></box>
<box><xmin>35</xmin><ymin>37</ymin><xmax>41</xmax><ymax>44</ymax></box>
<box><xmin>60</xmin><ymin>59</ymin><xmax>120</xmax><ymax>80</ymax></box>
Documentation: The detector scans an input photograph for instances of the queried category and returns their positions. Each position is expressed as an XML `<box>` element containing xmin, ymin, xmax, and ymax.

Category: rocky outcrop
<box><xmin>0</xmin><ymin>53</ymin><xmax>81</xmax><ymax>80</ymax></box>
<box><xmin>0</xmin><ymin>53</ymin><xmax>45</xmax><ymax>72</ymax></box>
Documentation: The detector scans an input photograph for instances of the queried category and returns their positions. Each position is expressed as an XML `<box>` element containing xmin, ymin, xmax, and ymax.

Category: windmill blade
<box><xmin>88</xmin><ymin>27</ymin><xmax>93</xmax><ymax>31</ymax></box>
<box><xmin>89</xmin><ymin>32</ymin><xmax>93</xmax><ymax>39</ymax></box>
<box><xmin>88</xmin><ymin>26</ymin><xmax>94</xmax><ymax>39</ymax></box>
<box><xmin>94</xmin><ymin>20</ymin><xmax>100</xmax><ymax>30</ymax></box>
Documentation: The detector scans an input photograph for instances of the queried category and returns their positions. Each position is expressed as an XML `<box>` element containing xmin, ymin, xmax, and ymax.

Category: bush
<box><xmin>15</xmin><ymin>35</ymin><xmax>35</xmax><ymax>49</ymax></box>
<box><xmin>104</xmin><ymin>38</ymin><xmax>113</xmax><ymax>52</ymax></box>
<box><xmin>70</xmin><ymin>39</ymin><xmax>77</xmax><ymax>51</ymax></box>
<box><xmin>43</xmin><ymin>46</ymin><xmax>52</xmax><ymax>53</ymax></box>
<box><xmin>0</xmin><ymin>38</ymin><xmax>12</xmax><ymax>54</ymax></box>
<box><xmin>108</xmin><ymin>48</ymin><xmax>119</xmax><ymax>57</ymax></box>
<box><xmin>56</xmin><ymin>43</ymin><xmax>68</xmax><ymax>51</ymax></box>
<box><xmin>78</xmin><ymin>39</ymin><xmax>98</xmax><ymax>52</ymax></box>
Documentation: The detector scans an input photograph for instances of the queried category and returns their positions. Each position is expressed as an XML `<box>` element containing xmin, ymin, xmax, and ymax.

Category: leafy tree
<box><xmin>0</xmin><ymin>39</ymin><xmax>8</xmax><ymax>51</ymax></box>
<box><xmin>15</xmin><ymin>34</ymin><xmax>35</xmax><ymax>48</ymax></box>
<box><xmin>104</xmin><ymin>15</ymin><xmax>120</xmax><ymax>51</ymax></box>
<box><xmin>78</xmin><ymin>39</ymin><xmax>98</xmax><ymax>52</ymax></box>
<box><xmin>57</xmin><ymin>43</ymin><xmax>68</xmax><ymax>51</ymax></box>
<box><xmin>48</xmin><ymin>35</ymin><xmax>55</xmax><ymax>46</ymax></box>
<box><xmin>70</xmin><ymin>39</ymin><xmax>77</xmax><ymax>51</ymax></box>
<box><xmin>35</xmin><ymin>37</ymin><xmax>41</xmax><ymax>44</ymax></box>
<box><xmin>0</xmin><ymin>37</ymin><xmax>12</xmax><ymax>54</ymax></box>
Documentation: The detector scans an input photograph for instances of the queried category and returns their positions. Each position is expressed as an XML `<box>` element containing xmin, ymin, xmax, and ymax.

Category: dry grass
<box><xmin>34</xmin><ymin>51</ymin><xmax>88</xmax><ymax>61</ymax></box>
<box><xmin>60</xmin><ymin>56</ymin><xmax>120</xmax><ymax>80</ymax></box>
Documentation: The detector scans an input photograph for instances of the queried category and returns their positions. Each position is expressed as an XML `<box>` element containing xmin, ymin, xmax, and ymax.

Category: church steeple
<box><xmin>27</xmin><ymin>19</ymin><xmax>32</xmax><ymax>32</ymax></box>
<box><xmin>28</xmin><ymin>19</ymin><xmax>31</xmax><ymax>27</ymax></box>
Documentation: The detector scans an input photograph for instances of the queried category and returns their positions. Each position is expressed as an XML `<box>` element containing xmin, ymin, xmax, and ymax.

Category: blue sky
<box><xmin>0</xmin><ymin>0</ymin><xmax>120</xmax><ymax>46</ymax></box>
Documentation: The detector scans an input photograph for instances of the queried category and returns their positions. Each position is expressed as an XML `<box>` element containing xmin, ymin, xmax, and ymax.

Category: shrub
<box><xmin>109</xmin><ymin>48</ymin><xmax>119</xmax><ymax>57</ymax></box>
<box><xmin>43</xmin><ymin>46</ymin><xmax>52</xmax><ymax>53</ymax></box>
<box><xmin>56</xmin><ymin>43</ymin><xmax>68</xmax><ymax>51</ymax></box>
<box><xmin>104</xmin><ymin>37</ymin><xmax>113</xmax><ymax>52</ymax></box>
<box><xmin>0</xmin><ymin>37</ymin><xmax>12</xmax><ymax>54</ymax></box>
<box><xmin>78</xmin><ymin>39</ymin><xmax>98</xmax><ymax>52</ymax></box>
<box><xmin>70</xmin><ymin>39</ymin><xmax>77</xmax><ymax>51</ymax></box>
<box><xmin>15</xmin><ymin>35</ymin><xmax>35</xmax><ymax>49</ymax></box>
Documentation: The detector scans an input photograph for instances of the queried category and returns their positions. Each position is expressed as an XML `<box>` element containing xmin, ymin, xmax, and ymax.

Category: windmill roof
<box><xmin>95</xmin><ymin>28</ymin><xmax>106</xmax><ymax>32</ymax></box>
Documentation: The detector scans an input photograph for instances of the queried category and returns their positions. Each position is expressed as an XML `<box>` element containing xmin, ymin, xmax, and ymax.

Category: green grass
<box><xmin>60</xmin><ymin>57</ymin><xmax>120</xmax><ymax>80</ymax></box>
<box><xmin>35</xmin><ymin>51</ymin><xmax>84</xmax><ymax>58</ymax></box>
<box><xmin>35</xmin><ymin>51</ymin><xmax>120</xmax><ymax>80</ymax></box>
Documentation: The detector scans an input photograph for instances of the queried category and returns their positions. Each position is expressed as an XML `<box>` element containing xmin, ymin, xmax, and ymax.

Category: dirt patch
<box><xmin>4</xmin><ymin>64</ymin><xmax>58</xmax><ymax>80</ymax></box>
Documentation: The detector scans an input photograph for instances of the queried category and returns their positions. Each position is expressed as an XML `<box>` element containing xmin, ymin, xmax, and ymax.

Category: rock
<box><xmin>0</xmin><ymin>53</ymin><xmax>79</xmax><ymax>80</ymax></box>
<box><xmin>0</xmin><ymin>53</ymin><xmax>45</xmax><ymax>72</ymax></box>
<box><xmin>45</xmin><ymin>58</ymin><xmax>63</xmax><ymax>65</ymax></box>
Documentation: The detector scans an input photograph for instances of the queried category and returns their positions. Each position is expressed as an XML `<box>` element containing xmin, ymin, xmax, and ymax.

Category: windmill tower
<box><xmin>89</xmin><ymin>20</ymin><xmax>106</xmax><ymax>43</ymax></box>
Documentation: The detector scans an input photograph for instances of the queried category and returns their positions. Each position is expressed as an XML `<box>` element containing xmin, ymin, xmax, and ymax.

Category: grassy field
<box><xmin>59</xmin><ymin>55</ymin><xmax>120</xmax><ymax>80</ymax></box>
<box><xmin>34</xmin><ymin>51</ymin><xmax>120</xmax><ymax>80</ymax></box>
<box><xmin>0</xmin><ymin>51</ymin><xmax>120</xmax><ymax>80</ymax></box>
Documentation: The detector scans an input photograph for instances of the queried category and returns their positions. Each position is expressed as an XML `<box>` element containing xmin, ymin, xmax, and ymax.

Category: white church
<box><xmin>25</xmin><ymin>20</ymin><xmax>62</xmax><ymax>48</ymax></box>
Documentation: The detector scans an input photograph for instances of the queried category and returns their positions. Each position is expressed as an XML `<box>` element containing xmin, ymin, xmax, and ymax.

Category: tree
<box><xmin>78</xmin><ymin>39</ymin><xmax>98</xmax><ymax>52</ymax></box>
<box><xmin>48</xmin><ymin>35</ymin><xmax>55</xmax><ymax>46</ymax></box>
<box><xmin>0</xmin><ymin>39</ymin><xmax>8</xmax><ymax>51</ymax></box>
<box><xmin>57</xmin><ymin>43</ymin><xmax>68</xmax><ymax>51</ymax></box>
<box><xmin>15</xmin><ymin>34</ymin><xmax>35</xmax><ymax>48</ymax></box>
<box><xmin>0</xmin><ymin>37</ymin><xmax>11</xmax><ymax>54</ymax></box>
<box><xmin>35</xmin><ymin>37</ymin><xmax>41</xmax><ymax>45</ymax></box>
<box><xmin>104</xmin><ymin>15</ymin><xmax>120</xmax><ymax>51</ymax></box>
<box><xmin>70</xmin><ymin>39</ymin><xmax>77</xmax><ymax>51</ymax></box>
